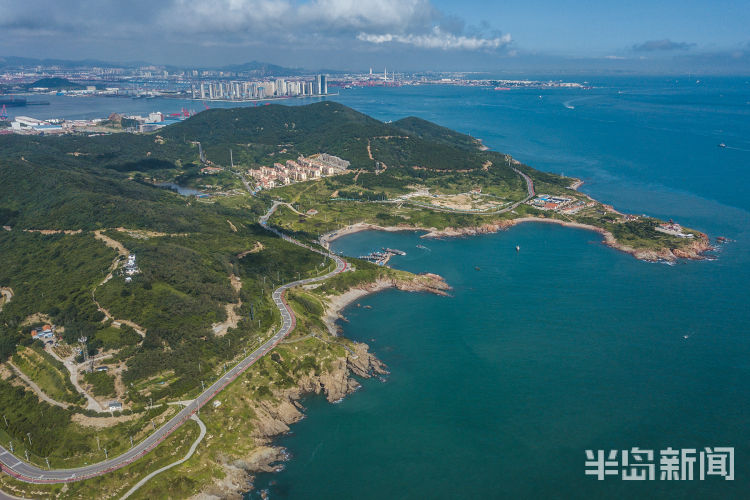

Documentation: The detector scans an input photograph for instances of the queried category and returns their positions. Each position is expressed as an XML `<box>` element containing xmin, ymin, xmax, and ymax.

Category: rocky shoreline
<box><xmin>195</xmin><ymin>342</ymin><xmax>387</xmax><ymax>500</ymax></box>
<box><xmin>319</xmin><ymin>217</ymin><xmax>714</xmax><ymax>263</ymax></box>
<box><xmin>321</xmin><ymin>272</ymin><xmax>452</xmax><ymax>335</ymax></box>
<box><xmin>194</xmin><ymin>273</ymin><xmax>450</xmax><ymax>500</ymax></box>
<box><xmin>422</xmin><ymin>217</ymin><xmax>714</xmax><ymax>262</ymax></box>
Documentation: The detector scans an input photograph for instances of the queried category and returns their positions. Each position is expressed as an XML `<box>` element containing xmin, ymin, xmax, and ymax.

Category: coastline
<box><xmin>321</xmin><ymin>273</ymin><xmax>452</xmax><ymax>336</ymax></box>
<box><xmin>198</xmin><ymin>272</ymin><xmax>451</xmax><ymax>499</ymax></box>
<box><xmin>319</xmin><ymin>217</ymin><xmax>713</xmax><ymax>262</ymax></box>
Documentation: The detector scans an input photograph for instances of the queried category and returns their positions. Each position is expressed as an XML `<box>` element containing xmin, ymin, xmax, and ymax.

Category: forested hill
<box><xmin>391</xmin><ymin>116</ymin><xmax>483</xmax><ymax>150</ymax></box>
<box><xmin>0</xmin><ymin>101</ymin><xmax>525</xmax><ymax>232</ymax></box>
<box><xmin>1</xmin><ymin>99</ymin><xmax>577</xmax><ymax>236</ymax></box>
<box><xmin>162</xmin><ymin>101</ymin><xmax>496</xmax><ymax>171</ymax></box>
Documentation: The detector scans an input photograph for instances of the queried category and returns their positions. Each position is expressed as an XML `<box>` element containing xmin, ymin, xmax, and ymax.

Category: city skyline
<box><xmin>0</xmin><ymin>0</ymin><xmax>748</xmax><ymax>74</ymax></box>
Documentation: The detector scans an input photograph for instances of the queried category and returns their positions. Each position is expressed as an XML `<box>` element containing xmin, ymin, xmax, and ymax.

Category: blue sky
<box><xmin>443</xmin><ymin>0</ymin><xmax>749</xmax><ymax>54</ymax></box>
<box><xmin>0</xmin><ymin>0</ymin><xmax>748</xmax><ymax>73</ymax></box>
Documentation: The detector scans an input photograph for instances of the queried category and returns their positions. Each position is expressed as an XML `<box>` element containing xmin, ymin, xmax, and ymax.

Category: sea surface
<box><xmin>19</xmin><ymin>78</ymin><xmax>750</xmax><ymax>498</ymax></box>
<box><xmin>251</xmin><ymin>78</ymin><xmax>750</xmax><ymax>499</ymax></box>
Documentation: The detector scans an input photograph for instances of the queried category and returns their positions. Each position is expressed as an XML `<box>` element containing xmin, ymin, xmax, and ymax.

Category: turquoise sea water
<box><xmin>247</xmin><ymin>78</ymin><xmax>750</xmax><ymax>499</ymax></box>
<box><xmin>23</xmin><ymin>78</ymin><xmax>750</xmax><ymax>498</ymax></box>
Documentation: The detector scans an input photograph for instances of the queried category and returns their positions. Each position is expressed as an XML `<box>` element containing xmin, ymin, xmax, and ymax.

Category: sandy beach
<box><xmin>320</xmin><ymin>274</ymin><xmax>451</xmax><ymax>336</ymax></box>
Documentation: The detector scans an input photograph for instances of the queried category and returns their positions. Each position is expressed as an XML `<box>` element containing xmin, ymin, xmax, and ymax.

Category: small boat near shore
<box><xmin>718</xmin><ymin>143</ymin><xmax>727</xmax><ymax>148</ymax></box>
<box><xmin>382</xmin><ymin>247</ymin><xmax>406</xmax><ymax>256</ymax></box>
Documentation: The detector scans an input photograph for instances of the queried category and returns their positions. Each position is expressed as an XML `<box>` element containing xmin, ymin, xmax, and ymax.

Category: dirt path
<box><xmin>93</xmin><ymin>230</ymin><xmax>129</xmax><ymax>258</ymax></box>
<box><xmin>237</xmin><ymin>241</ymin><xmax>264</xmax><ymax>258</ymax></box>
<box><xmin>23</xmin><ymin>229</ymin><xmax>82</xmax><ymax>235</ymax></box>
<box><xmin>120</xmin><ymin>414</ymin><xmax>206</xmax><ymax>499</ymax></box>
<box><xmin>6</xmin><ymin>361</ymin><xmax>70</xmax><ymax>409</ymax></box>
<box><xmin>91</xmin><ymin>231</ymin><xmax>147</xmax><ymax>337</ymax></box>
<box><xmin>280</xmin><ymin>202</ymin><xmax>304</xmax><ymax>215</ymax></box>
<box><xmin>365</xmin><ymin>140</ymin><xmax>388</xmax><ymax>175</ymax></box>
<box><xmin>44</xmin><ymin>347</ymin><xmax>106</xmax><ymax>412</ymax></box>
<box><xmin>94</xmin><ymin>302</ymin><xmax>146</xmax><ymax>337</ymax></box>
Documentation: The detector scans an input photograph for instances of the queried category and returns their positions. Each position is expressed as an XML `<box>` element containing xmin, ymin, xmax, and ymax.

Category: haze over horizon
<box><xmin>1</xmin><ymin>0</ymin><xmax>749</xmax><ymax>74</ymax></box>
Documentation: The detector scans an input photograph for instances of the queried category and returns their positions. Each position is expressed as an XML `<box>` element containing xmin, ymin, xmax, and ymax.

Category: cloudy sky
<box><xmin>1</xmin><ymin>0</ymin><xmax>748</xmax><ymax>73</ymax></box>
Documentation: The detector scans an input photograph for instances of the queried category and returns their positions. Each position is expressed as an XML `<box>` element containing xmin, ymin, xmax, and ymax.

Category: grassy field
<box><xmin>83</xmin><ymin>370</ymin><xmax>116</xmax><ymax>397</ymax></box>
<box><xmin>11</xmin><ymin>345</ymin><xmax>84</xmax><ymax>406</ymax></box>
<box><xmin>0</xmin><ymin>415</ymin><xmax>200</xmax><ymax>499</ymax></box>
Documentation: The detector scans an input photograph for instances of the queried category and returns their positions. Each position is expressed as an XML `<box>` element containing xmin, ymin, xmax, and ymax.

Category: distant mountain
<box><xmin>214</xmin><ymin>61</ymin><xmax>304</xmax><ymax>76</ymax></box>
<box><xmin>0</xmin><ymin>56</ymin><xmax>144</xmax><ymax>69</ymax></box>
<box><xmin>25</xmin><ymin>77</ymin><xmax>85</xmax><ymax>90</ymax></box>
<box><xmin>0</xmin><ymin>55</ymin><xmax>311</xmax><ymax>76</ymax></box>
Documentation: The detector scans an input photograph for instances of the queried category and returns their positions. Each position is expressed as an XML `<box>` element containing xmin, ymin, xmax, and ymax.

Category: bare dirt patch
<box><xmin>23</xmin><ymin>229</ymin><xmax>82</xmax><ymax>235</ymax></box>
<box><xmin>212</xmin><ymin>274</ymin><xmax>243</xmax><ymax>337</ymax></box>
<box><xmin>237</xmin><ymin>241</ymin><xmax>264</xmax><ymax>258</ymax></box>
<box><xmin>0</xmin><ymin>287</ymin><xmax>12</xmax><ymax>312</ymax></box>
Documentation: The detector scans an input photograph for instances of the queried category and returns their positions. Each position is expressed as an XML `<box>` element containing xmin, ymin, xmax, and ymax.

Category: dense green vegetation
<box><xmin>83</xmin><ymin>370</ymin><xmax>116</xmax><ymax>397</ymax></box>
<box><xmin>0</xmin><ymin>100</ymin><xmax>704</xmax><ymax>489</ymax></box>
<box><xmin>0</xmin><ymin>231</ymin><xmax>114</xmax><ymax>356</ymax></box>
<box><xmin>26</xmin><ymin>77</ymin><xmax>85</xmax><ymax>90</ymax></box>
<box><xmin>392</xmin><ymin>116</ymin><xmax>485</xmax><ymax>150</ymax></box>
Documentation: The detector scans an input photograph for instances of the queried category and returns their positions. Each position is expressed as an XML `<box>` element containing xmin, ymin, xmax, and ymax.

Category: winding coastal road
<box><xmin>0</xmin><ymin>202</ymin><xmax>346</xmax><ymax>485</ymax></box>
<box><xmin>0</xmin><ymin>161</ymin><xmax>531</xmax><ymax>487</ymax></box>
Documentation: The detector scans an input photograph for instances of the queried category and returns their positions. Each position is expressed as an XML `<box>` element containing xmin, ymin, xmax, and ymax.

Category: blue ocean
<box><xmin>250</xmin><ymin>78</ymin><xmax>750</xmax><ymax>499</ymax></box>
<box><xmin>29</xmin><ymin>78</ymin><xmax>750</xmax><ymax>498</ymax></box>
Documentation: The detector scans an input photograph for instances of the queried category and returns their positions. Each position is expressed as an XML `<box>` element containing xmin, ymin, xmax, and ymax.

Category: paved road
<box><xmin>0</xmin><ymin>202</ymin><xmax>346</xmax><ymax>484</ymax></box>
<box><xmin>119</xmin><ymin>414</ymin><xmax>206</xmax><ymax>499</ymax></box>
<box><xmin>339</xmin><ymin>166</ymin><xmax>535</xmax><ymax>216</ymax></box>
<box><xmin>6</xmin><ymin>362</ymin><xmax>70</xmax><ymax>410</ymax></box>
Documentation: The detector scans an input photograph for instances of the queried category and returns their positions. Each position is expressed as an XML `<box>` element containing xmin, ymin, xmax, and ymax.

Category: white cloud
<box><xmin>169</xmin><ymin>0</ymin><xmax>437</xmax><ymax>36</ymax></box>
<box><xmin>298</xmin><ymin>0</ymin><xmax>437</xmax><ymax>32</ymax></box>
<box><xmin>167</xmin><ymin>0</ymin><xmax>506</xmax><ymax>51</ymax></box>
<box><xmin>0</xmin><ymin>0</ymin><xmax>511</xmax><ymax>56</ymax></box>
<box><xmin>357</xmin><ymin>27</ymin><xmax>511</xmax><ymax>51</ymax></box>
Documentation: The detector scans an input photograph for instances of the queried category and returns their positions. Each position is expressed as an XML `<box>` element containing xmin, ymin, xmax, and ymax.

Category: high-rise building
<box><xmin>314</xmin><ymin>74</ymin><xmax>328</xmax><ymax>95</ymax></box>
<box><xmin>275</xmin><ymin>78</ymin><xmax>286</xmax><ymax>96</ymax></box>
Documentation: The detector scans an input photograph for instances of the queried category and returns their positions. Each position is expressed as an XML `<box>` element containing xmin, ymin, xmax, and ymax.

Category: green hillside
<box><xmin>0</xmin><ymin>101</ymin><xmax>712</xmax><ymax>497</ymax></box>
<box><xmin>26</xmin><ymin>77</ymin><xmax>86</xmax><ymax>90</ymax></box>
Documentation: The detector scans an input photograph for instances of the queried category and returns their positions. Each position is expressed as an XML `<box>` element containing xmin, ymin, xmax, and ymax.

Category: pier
<box><xmin>359</xmin><ymin>248</ymin><xmax>406</xmax><ymax>265</ymax></box>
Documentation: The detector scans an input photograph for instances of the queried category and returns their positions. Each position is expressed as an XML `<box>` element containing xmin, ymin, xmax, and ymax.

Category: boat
<box><xmin>383</xmin><ymin>247</ymin><xmax>406</xmax><ymax>256</ymax></box>
<box><xmin>0</xmin><ymin>96</ymin><xmax>27</xmax><ymax>107</ymax></box>
<box><xmin>718</xmin><ymin>143</ymin><xmax>726</xmax><ymax>148</ymax></box>
<box><xmin>516</xmin><ymin>245</ymin><xmax>520</xmax><ymax>252</ymax></box>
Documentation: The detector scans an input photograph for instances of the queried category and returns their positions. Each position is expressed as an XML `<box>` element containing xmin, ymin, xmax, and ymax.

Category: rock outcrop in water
<box><xmin>193</xmin><ymin>340</ymin><xmax>387</xmax><ymax>500</ymax></box>
<box><xmin>192</xmin><ymin>275</ymin><xmax>448</xmax><ymax>499</ymax></box>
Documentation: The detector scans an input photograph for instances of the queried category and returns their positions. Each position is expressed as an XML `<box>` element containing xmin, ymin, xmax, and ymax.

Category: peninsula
<box><xmin>0</xmin><ymin>102</ymin><xmax>712</xmax><ymax>498</ymax></box>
